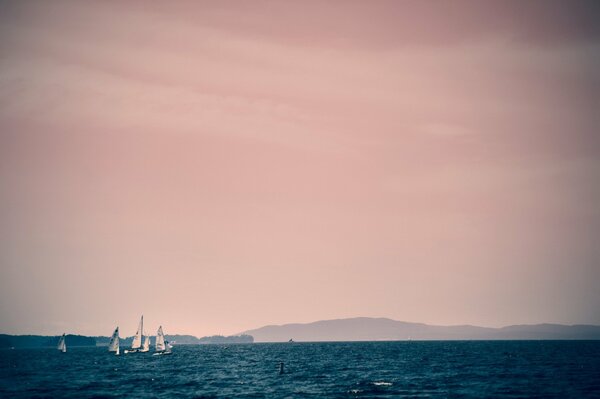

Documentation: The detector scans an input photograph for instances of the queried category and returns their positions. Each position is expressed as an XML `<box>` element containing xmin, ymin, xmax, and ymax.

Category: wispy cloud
<box><xmin>0</xmin><ymin>0</ymin><xmax>599</xmax><ymax>335</ymax></box>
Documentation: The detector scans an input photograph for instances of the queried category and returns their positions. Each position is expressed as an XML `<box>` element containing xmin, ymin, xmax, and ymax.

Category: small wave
<box><xmin>348</xmin><ymin>389</ymin><xmax>363</xmax><ymax>394</ymax></box>
<box><xmin>372</xmin><ymin>381</ymin><xmax>392</xmax><ymax>386</ymax></box>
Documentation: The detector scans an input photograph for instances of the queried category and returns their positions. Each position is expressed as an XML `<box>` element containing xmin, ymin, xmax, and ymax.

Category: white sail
<box><xmin>57</xmin><ymin>333</ymin><xmax>66</xmax><ymax>353</ymax></box>
<box><xmin>131</xmin><ymin>316</ymin><xmax>143</xmax><ymax>349</ymax></box>
<box><xmin>142</xmin><ymin>333</ymin><xmax>150</xmax><ymax>352</ymax></box>
<box><xmin>155</xmin><ymin>326</ymin><xmax>166</xmax><ymax>351</ymax></box>
<box><xmin>108</xmin><ymin>327</ymin><xmax>119</xmax><ymax>352</ymax></box>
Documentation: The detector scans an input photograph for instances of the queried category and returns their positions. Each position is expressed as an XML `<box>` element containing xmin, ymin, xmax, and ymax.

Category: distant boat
<box><xmin>57</xmin><ymin>333</ymin><xmax>66</xmax><ymax>353</ymax></box>
<box><xmin>125</xmin><ymin>315</ymin><xmax>144</xmax><ymax>354</ymax></box>
<box><xmin>153</xmin><ymin>326</ymin><xmax>172</xmax><ymax>356</ymax></box>
<box><xmin>288</xmin><ymin>339</ymin><xmax>294</xmax><ymax>343</ymax></box>
<box><xmin>108</xmin><ymin>327</ymin><xmax>120</xmax><ymax>356</ymax></box>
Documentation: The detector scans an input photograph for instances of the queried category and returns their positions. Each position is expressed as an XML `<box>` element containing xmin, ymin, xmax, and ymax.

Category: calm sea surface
<box><xmin>1</xmin><ymin>341</ymin><xmax>599</xmax><ymax>398</ymax></box>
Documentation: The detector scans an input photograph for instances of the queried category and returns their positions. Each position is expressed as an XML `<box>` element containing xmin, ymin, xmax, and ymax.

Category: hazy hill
<box><xmin>198</xmin><ymin>335</ymin><xmax>254</xmax><ymax>344</ymax></box>
<box><xmin>241</xmin><ymin>317</ymin><xmax>600</xmax><ymax>342</ymax></box>
<box><xmin>0</xmin><ymin>334</ymin><xmax>96</xmax><ymax>348</ymax></box>
<box><xmin>4</xmin><ymin>319</ymin><xmax>598</xmax><ymax>348</ymax></box>
<box><xmin>94</xmin><ymin>334</ymin><xmax>202</xmax><ymax>346</ymax></box>
<box><xmin>1</xmin><ymin>334</ymin><xmax>252</xmax><ymax>348</ymax></box>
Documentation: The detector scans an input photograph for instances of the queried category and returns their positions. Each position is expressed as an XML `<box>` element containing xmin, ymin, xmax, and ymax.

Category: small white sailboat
<box><xmin>125</xmin><ymin>315</ymin><xmax>144</xmax><ymax>354</ymax></box>
<box><xmin>152</xmin><ymin>326</ymin><xmax>172</xmax><ymax>356</ymax></box>
<box><xmin>57</xmin><ymin>333</ymin><xmax>66</xmax><ymax>353</ymax></box>
<box><xmin>108</xmin><ymin>327</ymin><xmax>120</xmax><ymax>356</ymax></box>
<box><xmin>140</xmin><ymin>333</ymin><xmax>150</xmax><ymax>353</ymax></box>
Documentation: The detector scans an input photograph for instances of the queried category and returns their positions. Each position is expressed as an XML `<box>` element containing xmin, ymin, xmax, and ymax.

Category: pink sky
<box><xmin>1</xmin><ymin>1</ymin><xmax>599</xmax><ymax>336</ymax></box>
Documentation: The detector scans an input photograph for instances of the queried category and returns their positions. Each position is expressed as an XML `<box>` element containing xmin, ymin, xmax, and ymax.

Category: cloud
<box><xmin>0</xmin><ymin>0</ymin><xmax>599</xmax><ymax>334</ymax></box>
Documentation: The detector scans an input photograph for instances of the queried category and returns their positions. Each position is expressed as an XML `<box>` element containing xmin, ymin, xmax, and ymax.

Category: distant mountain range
<box><xmin>241</xmin><ymin>317</ymin><xmax>600</xmax><ymax>342</ymax></box>
<box><xmin>0</xmin><ymin>334</ymin><xmax>253</xmax><ymax>349</ymax></box>
<box><xmin>94</xmin><ymin>334</ymin><xmax>253</xmax><ymax>346</ymax></box>
<box><xmin>0</xmin><ymin>334</ymin><xmax>96</xmax><ymax>349</ymax></box>
<box><xmin>3</xmin><ymin>318</ymin><xmax>599</xmax><ymax>348</ymax></box>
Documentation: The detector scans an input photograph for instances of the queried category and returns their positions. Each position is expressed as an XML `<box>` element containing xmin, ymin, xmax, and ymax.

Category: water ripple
<box><xmin>1</xmin><ymin>341</ymin><xmax>599</xmax><ymax>398</ymax></box>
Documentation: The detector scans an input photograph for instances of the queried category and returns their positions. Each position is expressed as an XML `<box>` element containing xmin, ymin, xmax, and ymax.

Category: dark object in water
<box><xmin>279</xmin><ymin>362</ymin><xmax>284</xmax><ymax>374</ymax></box>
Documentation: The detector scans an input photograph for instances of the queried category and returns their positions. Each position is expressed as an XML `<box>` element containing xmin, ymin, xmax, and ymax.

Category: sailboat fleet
<box><xmin>58</xmin><ymin>315</ymin><xmax>172</xmax><ymax>356</ymax></box>
<box><xmin>110</xmin><ymin>315</ymin><xmax>172</xmax><ymax>356</ymax></box>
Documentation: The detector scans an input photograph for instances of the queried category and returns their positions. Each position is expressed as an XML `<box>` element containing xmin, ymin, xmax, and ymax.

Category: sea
<box><xmin>1</xmin><ymin>341</ymin><xmax>599</xmax><ymax>398</ymax></box>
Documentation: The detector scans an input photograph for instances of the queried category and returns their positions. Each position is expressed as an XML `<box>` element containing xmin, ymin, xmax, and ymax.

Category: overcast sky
<box><xmin>1</xmin><ymin>0</ymin><xmax>599</xmax><ymax>337</ymax></box>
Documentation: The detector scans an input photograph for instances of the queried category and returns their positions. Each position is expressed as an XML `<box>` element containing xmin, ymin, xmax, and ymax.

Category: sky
<box><xmin>0</xmin><ymin>0</ymin><xmax>599</xmax><ymax>337</ymax></box>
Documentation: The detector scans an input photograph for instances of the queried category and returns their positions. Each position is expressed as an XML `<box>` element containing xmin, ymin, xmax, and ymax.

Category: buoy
<box><xmin>279</xmin><ymin>362</ymin><xmax>284</xmax><ymax>374</ymax></box>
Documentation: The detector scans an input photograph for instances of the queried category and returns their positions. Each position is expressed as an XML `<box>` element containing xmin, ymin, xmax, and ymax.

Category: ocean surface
<box><xmin>1</xmin><ymin>341</ymin><xmax>599</xmax><ymax>398</ymax></box>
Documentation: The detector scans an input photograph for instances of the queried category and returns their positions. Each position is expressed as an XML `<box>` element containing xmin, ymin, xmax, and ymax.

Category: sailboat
<box><xmin>140</xmin><ymin>333</ymin><xmax>150</xmax><ymax>353</ymax></box>
<box><xmin>152</xmin><ymin>326</ymin><xmax>172</xmax><ymax>356</ymax></box>
<box><xmin>125</xmin><ymin>315</ymin><xmax>144</xmax><ymax>354</ymax></box>
<box><xmin>108</xmin><ymin>327</ymin><xmax>120</xmax><ymax>356</ymax></box>
<box><xmin>57</xmin><ymin>333</ymin><xmax>66</xmax><ymax>353</ymax></box>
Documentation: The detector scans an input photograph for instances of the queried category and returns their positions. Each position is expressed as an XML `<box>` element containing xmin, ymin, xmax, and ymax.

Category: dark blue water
<box><xmin>1</xmin><ymin>341</ymin><xmax>599</xmax><ymax>398</ymax></box>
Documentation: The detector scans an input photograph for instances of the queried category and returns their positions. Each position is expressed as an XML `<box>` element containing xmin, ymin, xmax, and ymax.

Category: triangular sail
<box><xmin>57</xmin><ymin>333</ymin><xmax>66</xmax><ymax>352</ymax></box>
<box><xmin>155</xmin><ymin>326</ymin><xmax>165</xmax><ymax>351</ymax></box>
<box><xmin>142</xmin><ymin>333</ymin><xmax>150</xmax><ymax>351</ymax></box>
<box><xmin>108</xmin><ymin>327</ymin><xmax>119</xmax><ymax>352</ymax></box>
<box><xmin>131</xmin><ymin>316</ymin><xmax>143</xmax><ymax>349</ymax></box>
